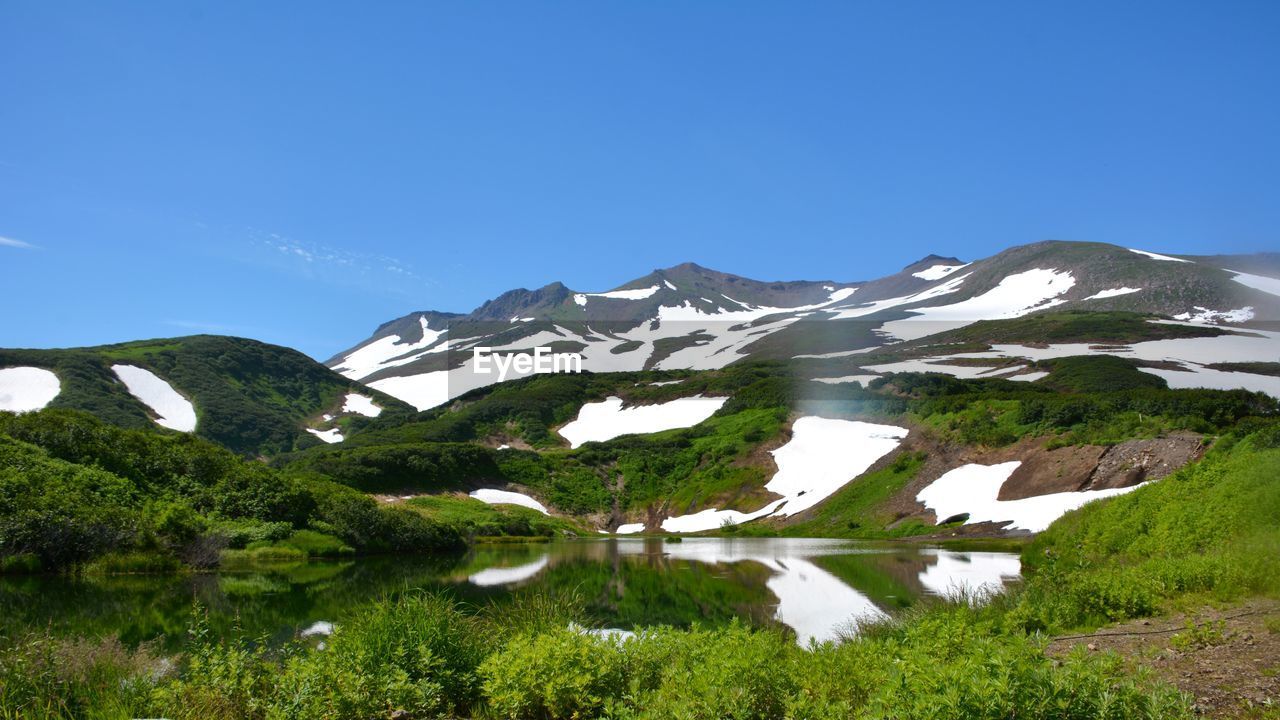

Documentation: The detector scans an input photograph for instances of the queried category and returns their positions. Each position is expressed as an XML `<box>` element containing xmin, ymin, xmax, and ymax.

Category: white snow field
<box><xmin>812</xmin><ymin>374</ymin><xmax>882</xmax><ymax>386</ymax></box>
<box><xmin>332</xmin><ymin>316</ymin><xmax>447</xmax><ymax>381</ymax></box>
<box><xmin>1128</xmin><ymin>248</ymin><xmax>1191</xmax><ymax>263</ymax></box>
<box><xmin>469</xmin><ymin>555</ymin><xmax>550</xmax><ymax>587</ymax></box>
<box><xmin>828</xmin><ymin>273</ymin><xmax>971</xmax><ymax>320</ymax></box>
<box><xmin>469</xmin><ymin>488</ymin><xmax>550</xmax><ymax>515</ymax></box>
<box><xmin>881</xmin><ymin>268</ymin><xmax>1077</xmax><ymax>341</ymax></box>
<box><xmin>341</xmin><ymin>392</ymin><xmax>382</xmax><ymax>417</ymax></box>
<box><xmin>1229</xmin><ymin>270</ymin><xmax>1280</xmax><ymax>297</ymax></box>
<box><xmin>1007</xmin><ymin>371</ymin><xmax>1051</xmax><ymax>383</ymax></box>
<box><xmin>306</xmin><ymin>427</ymin><xmax>344</xmax><ymax>444</ymax></box>
<box><xmin>0</xmin><ymin>367</ymin><xmax>61</xmax><ymax>412</ymax></box>
<box><xmin>1085</xmin><ymin>287</ymin><xmax>1142</xmax><ymax>300</ymax></box>
<box><xmin>110</xmin><ymin>365</ymin><xmax>197</xmax><ymax>432</ymax></box>
<box><xmin>659</xmin><ymin>501</ymin><xmax>789</xmax><ymax>534</ymax></box>
<box><xmin>1173</xmin><ymin>306</ymin><xmax>1255</xmax><ymax>324</ymax></box>
<box><xmin>765</xmin><ymin>418</ymin><xmax>910</xmax><ymax>517</ymax></box>
<box><xmin>660</xmin><ymin>418</ymin><xmax>909</xmax><ymax>532</ymax></box>
<box><xmin>368</xmin><ymin>370</ymin><xmax>450</xmax><ymax>412</ymax></box>
<box><xmin>557</xmin><ymin>395</ymin><xmax>728</xmax><ymax>448</ymax></box>
<box><xmin>614</xmin><ymin>523</ymin><xmax>646</xmax><ymax>534</ymax></box>
<box><xmin>861</xmin><ymin>327</ymin><xmax>1280</xmax><ymax>398</ymax></box>
<box><xmin>912</xmin><ymin>263</ymin><xmax>970</xmax><ymax>281</ymax></box>
<box><xmin>916</xmin><ymin>461</ymin><xmax>1146</xmax><ymax>533</ymax></box>
<box><xmin>916</xmin><ymin>550</ymin><xmax>1023</xmax><ymax>599</ymax></box>
<box><xmin>573</xmin><ymin>285</ymin><xmax>662</xmax><ymax>306</ymax></box>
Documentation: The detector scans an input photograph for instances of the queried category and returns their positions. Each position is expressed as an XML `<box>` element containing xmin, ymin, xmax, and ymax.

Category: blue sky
<box><xmin>2</xmin><ymin>1</ymin><xmax>1278</xmax><ymax>359</ymax></box>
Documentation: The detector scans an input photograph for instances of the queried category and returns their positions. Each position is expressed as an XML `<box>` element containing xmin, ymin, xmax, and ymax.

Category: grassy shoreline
<box><xmin>3</xmin><ymin>428</ymin><xmax>1276</xmax><ymax>718</ymax></box>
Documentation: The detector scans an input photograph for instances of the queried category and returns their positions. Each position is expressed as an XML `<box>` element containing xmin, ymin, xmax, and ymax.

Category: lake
<box><xmin>0</xmin><ymin>538</ymin><xmax>1021</xmax><ymax>648</ymax></box>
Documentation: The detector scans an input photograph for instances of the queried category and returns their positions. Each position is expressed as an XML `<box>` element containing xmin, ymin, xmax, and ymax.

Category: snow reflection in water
<box><xmin>466</xmin><ymin>538</ymin><xmax>1020</xmax><ymax>645</ymax></box>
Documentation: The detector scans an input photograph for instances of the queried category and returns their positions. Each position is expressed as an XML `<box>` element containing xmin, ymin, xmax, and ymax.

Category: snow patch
<box><xmin>574</xmin><ymin>285</ymin><xmax>662</xmax><ymax>307</ymax></box>
<box><xmin>1007</xmin><ymin>371</ymin><xmax>1050</xmax><ymax>383</ymax></box>
<box><xmin>881</xmin><ymin>268</ymin><xmax>1076</xmax><ymax>341</ymax></box>
<box><xmin>111</xmin><ymin>365</ymin><xmax>197</xmax><ymax>432</ymax></box>
<box><xmin>912</xmin><ymin>263</ymin><xmax>970</xmax><ymax>281</ymax></box>
<box><xmin>0</xmin><ymin>367</ymin><xmax>61</xmax><ymax>413</ymax></box>
<box><xmin>368</xmin><ymin>371</ymin><xmax>450</xmax><ymax>412</ymax></box>
<box><xmin>469</xmin><ymin>489</ymin><xmax>550</xmax><ymax>515</ymax></box>
<box><xmin>766</xmin><ymin>418</ymin><xmax>909</xmax><ymax>517</ymax></box>
<box><xmin>341</xmin><ymin>393</ymin><xmax>382</xmax><ymax>417</ymax></box>
<box><xmin>1085</xmin><ymin>287</ymin><xmax>1142</xmax><ymax>300</ymax></box>
<box><xmin>615</xmin><ymin>523</ymin><xmax>646</xmax><ymax>534</ymax></box>
<box><xmin>1229</xmin><ymin>270</ymin><xmax>1280</xmax><ymax>298</ymax></box>
<box><xmin>828</xmin><ymin>273</ymin><xmax>971</xmax><ymax>321</ymax></box>
<box><xmin>558</xmin><ymin>395</ymin><xmax>728</xmax><ymax>448</ymax></box>
<box><xmin>1128</xmin><ymin>248</ymin><xmax>1191</xmax><ymax>263</ymax></box>
<box><xmin>916</xmin><ymin>461</ymin><xmax>1146</xmax><ymax>533</ymax></box>
<box><xmin>307</xmin><ymin>427</ymin><xmax>344</xmax><ymax>444</ymax></box>
<box><xmin>812</xmin><ymin>374</ymin><xmax>882</xmax><ymax>386</ymax></box>
<box><xmin>1173</xmin><ymin>306</ymin><xmax>1255</xmax><ymax>324</ymax></box>
<box><xmin>333</xmin><ymin>316</ymin><xmax>447</xmax><ymax>381</ymax></box>
<box><xmin>660</xmin><ymin>418</ymin><xmax>908</xmax><ymax>532</ymax></box>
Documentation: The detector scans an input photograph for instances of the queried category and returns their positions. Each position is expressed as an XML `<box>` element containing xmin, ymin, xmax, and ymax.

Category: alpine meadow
<box><xmin>3</xmin><ymin>2</ymin><xmax>1280</xmax><ymax>719</ymax></box>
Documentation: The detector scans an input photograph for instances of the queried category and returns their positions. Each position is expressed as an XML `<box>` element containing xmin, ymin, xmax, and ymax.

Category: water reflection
<box><xmin>0</xmin><ymin>538</ymin><xmax>1020</xmax><ymax>649</ymax></box>
<box><xmin>463</xmin><ymin>538</ymin><xmax>1021</xmax><ymax>644</ymax></box>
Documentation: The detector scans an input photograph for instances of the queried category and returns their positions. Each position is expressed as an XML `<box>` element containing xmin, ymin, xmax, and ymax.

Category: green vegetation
<box><xmin>898</xmin><ymin>358</ymin><xmax>1275</xmax><ymax>447</ymax></box>
<box><xmin>1205</xmin><ymin>361</ymin><xmax>1280</xmax><ymax>377</ymax></box>
<box><xmin>0</xmin><ymin>409</ymin><xmax>464</xmax><ymax>573</ymax></box>
<box><xmin>780</xmin><ymin>451</ymin><xmax>933</xmax><ymax>539</ymax></box>
<box><xmin>1010</xmin><ymin>426</ymin><xmax>1280</xmax><ymax>631</ymax></box>
<box><xmin>405</xmin><ymin>495</ymin><xmax>585</xmax><ymax>539</ymax></box>
<box><xmin>0</xmin><ymin>590</ymin><xmax>1190</xmax><ymax>719</ymax></box>
<box><xmin>909</xmin><ymin>310</ymin><xmax>1227</xmax><ymax>346</ymax></box>
<box><xmin>2</xmin><ymin>414</ymin><xmax>1277</xmax><ymax>718</ymax></box>
<box><xmin>0</xmin><ymin>335</ymin><xmax>412</xmax><ymax>456</ymax></box>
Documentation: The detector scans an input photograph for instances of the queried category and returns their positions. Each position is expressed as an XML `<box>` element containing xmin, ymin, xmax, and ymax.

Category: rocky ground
<box><xmin>1048</xmin><ymin>600</ymin><xmax>1280</xmax><ymax>719</ymax></box>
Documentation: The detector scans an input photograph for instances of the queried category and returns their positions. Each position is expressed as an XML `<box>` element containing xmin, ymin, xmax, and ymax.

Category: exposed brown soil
<box><xmin>1086</xmin><ymin>433</ymin><xmax>1204</xmax><ymax>491</ymax></box>
<box><xmin>998</xmin><ymin>442</ymin><xmax>1108</xmax><ymax>500</ymax></box>
<box><xmin>1047</xmin><ymin>600</ymin><xmax>1280</xmax><ymax>719</ymax></box>
<box><xmin>871</xmin><ymin>425</ymin><xmax>1204</xmax><ymax>539</ymax></box>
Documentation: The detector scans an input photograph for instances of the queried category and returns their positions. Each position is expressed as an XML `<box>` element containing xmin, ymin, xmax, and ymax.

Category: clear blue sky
<box><xmin>2</xmin><ymin>1</ymin><xmax>1277</xmax><ymax>359</ymax></box>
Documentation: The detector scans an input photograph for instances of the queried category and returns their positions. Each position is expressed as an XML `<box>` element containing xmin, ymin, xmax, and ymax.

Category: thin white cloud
<box><xmin>246</xmin><ymin>229</ymin><xmax>427</xmax><ymax>290</ymax></box>
<box><xmin>0</xmin><ymin>235</ymin><xmax>36</xmax><ymax>249</ymax></box>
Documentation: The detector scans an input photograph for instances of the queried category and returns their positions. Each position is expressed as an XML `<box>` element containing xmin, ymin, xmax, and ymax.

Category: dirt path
<box><xmin>1047</xmin><ymin>600</ymin><xmax>1280</xmax><ymax>718</ymax></box>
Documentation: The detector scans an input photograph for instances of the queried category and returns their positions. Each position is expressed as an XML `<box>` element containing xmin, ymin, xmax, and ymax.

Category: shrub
<box><xmin>271</xmin><ymin>592</ymin><xmax>491</xmax><ymax>719</ymax></box>
<box><xmin>480</xmin><ymin>628</ymin><xmax>628</xmax><ymax>719</ymax></box>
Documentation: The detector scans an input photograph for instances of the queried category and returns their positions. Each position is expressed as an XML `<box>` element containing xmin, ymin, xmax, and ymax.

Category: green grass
<box><xmin>405</xmin><ymin>494</ymin><xmax>585</xmax><ymax>539</ymax></box>
<box><xmin>781</xmin><ymin>451</ymin><xmax>927</xmax><ymax>538</ymax></box>
<box><xmin>0</xmin><ymin>335</ymin><xmax>413</xmax><ymax>456</ymax></box>
<box><xmin>1010</xmin><ymin>426</ymin><xmax>1280</xmax><ymax>632</ymax></box>
<box><xmin>0</xmin><ymin>590</ymin><xmax>1193</xmax><ymax>720</ymax></box>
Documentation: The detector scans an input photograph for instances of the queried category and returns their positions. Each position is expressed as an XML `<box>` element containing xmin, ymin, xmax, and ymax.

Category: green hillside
<box><xmin>0</xmin><ymin>335</ymin><xmax>413</xmax><ymax>456</ymax></box>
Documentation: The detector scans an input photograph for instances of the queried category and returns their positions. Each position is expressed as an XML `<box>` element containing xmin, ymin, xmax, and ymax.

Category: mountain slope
<box><xmin>0</xmin><ymin>335</ymin><xmax>413</xmax><ymax>455</ymax></box>
<box><xmin>330</xmin><ymin>240</ymin><xmax>1280</xmax><ymax>410</ymax></box>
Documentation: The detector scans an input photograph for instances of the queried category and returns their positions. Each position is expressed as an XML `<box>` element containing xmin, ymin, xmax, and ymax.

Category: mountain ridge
<box><xmin>327</xmin><ymin>240</ymin><xmax>1280</xmax><ymax>410</ymax></box>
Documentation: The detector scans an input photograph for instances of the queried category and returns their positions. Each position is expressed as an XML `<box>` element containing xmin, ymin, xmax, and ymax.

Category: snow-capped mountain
<box><xmin>329</xmin><ymin>241</ymin><xmax>1280</xmax><ymax>410</ymax></box>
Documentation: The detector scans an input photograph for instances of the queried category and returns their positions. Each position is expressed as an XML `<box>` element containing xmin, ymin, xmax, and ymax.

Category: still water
<box><xmin>0</xmin><ymin>538</ymin><xmax>1020</xmax><ymax>648</ymax></box>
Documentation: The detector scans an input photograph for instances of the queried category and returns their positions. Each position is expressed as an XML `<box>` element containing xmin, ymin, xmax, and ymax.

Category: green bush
<box><xmin>481</xmin><ymin>628</ymin><xmax>628</xmax><ymax>719</ymax></box>
<box><xmin>271</xmin><ymin>592</ymin><xmax>491</xmax><ymax>719</ymax></box>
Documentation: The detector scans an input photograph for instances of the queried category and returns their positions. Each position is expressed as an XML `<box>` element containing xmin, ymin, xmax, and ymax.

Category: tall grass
<box><xmin>0</xmin><ymin>592</ymin><xmax>1192</xmax><ymax>719</ymax></box>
